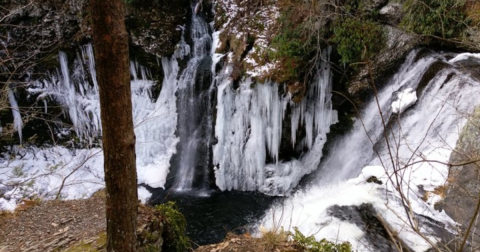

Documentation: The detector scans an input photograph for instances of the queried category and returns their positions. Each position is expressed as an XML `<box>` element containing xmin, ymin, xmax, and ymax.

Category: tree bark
<box><xmin>89</xmin><ymin>1</ymin><xmax>138</xmax><ymax>251</ymax></box>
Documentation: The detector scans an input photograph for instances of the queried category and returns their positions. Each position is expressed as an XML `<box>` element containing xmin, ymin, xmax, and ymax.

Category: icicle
<box><xmin>130</xmin><ymin>60</ymin><xmax>138</xmax><ymax>81</ymax></box>
<box><xmin>81</xmin><ymin>44</ymin><xmax>98</xmax><ymax>92</ymax></box>
<box><xmin>59</xmin><ymin>52</ymin><xmax>77</xmax><ymax>130</ymax></box>
<box><xmin>43</xmin><ymin>99</ymin><xmax>47</xmax><ymax>114</ymax></box>
<box><xmin>8</xmin><ymin>88</ymin><xmax>23</xmax><ymax>144</ymax></box>
<box><xmin>213</xmin><ymin>48</ymin><xmax>338</xmax><ymax>195</ymax></box>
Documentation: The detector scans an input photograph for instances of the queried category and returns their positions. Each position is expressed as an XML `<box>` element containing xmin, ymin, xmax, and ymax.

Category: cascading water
<box><xmin>172</xmin><ymin>6</ymin><xmax>214</xmax><ymax>192</ymax></box>
<box><xmin>260</xmin><ymin>49</ymin><xmax>480</xmax><ymax>251</ymax></box>
<box><xmin>314</xmin><ymin>49</ymin><xmax>480</xmax><ymax>184</ymax></box>
<box><xmin>313</xmin><ymin>50</ymin><xmax>441</xmax><ymax>183</ymax></box>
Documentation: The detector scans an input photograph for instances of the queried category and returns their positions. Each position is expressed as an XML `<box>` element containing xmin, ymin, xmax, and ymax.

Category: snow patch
<box><xmin>392</xmin><ymin>87</ymin><xmax>417</xmax><ymax>113</ymax></box>
<box><xmin>449</xmin><ymin>52</ymin><xmax>480</xmax><ymax>63</ymax></box>
<box><xmin>138</xmin><ymin>186</ymin><xmax>151</xmax><ymax>204</ymax></box>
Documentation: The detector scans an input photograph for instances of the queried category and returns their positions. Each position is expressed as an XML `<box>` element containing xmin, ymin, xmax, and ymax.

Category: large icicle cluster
<box><xmin>28</xmin><ymin>44</ymin><xmax>101</xmax><ymax>145</ymax></box>
<box><xmin>214</xmin><ymin>49</ymin><xmax>338</xmax><ymax>196</ymax></box>
<box><xmin>24</xmin><ymin>43</ymin><xmax>180</xmax><ymax>189</ymax></box>
<box><xmin>133</xmin><ymin>57</ymin><xmax>179</xmax><ymax>188</ymax></box>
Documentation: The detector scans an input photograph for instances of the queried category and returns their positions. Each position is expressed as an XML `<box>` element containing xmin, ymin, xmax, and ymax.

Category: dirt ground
<box><xmin>194</xmin><ymin>233</ymin><xmax>299</xmax><ymax>252</ymax></box>
<box><xmin>0</xmin><ymin>196</ymin><xmax>107</xmax><ymax>252</ymax></box>
<box><xmin>0</xmin><ymin>195</ymin><xmax>301</xmax><ymax>252</ymax></box>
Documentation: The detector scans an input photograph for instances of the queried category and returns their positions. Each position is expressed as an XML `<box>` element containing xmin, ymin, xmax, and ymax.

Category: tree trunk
<box><xmin>89</xmin><ymin>1</ymin><xmax>138</xmax><ymax>251</ymax></box>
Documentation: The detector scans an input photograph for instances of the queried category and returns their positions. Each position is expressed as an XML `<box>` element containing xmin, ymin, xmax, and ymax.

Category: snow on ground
<box><xmin>0</xmin><ymin>146</ymin><xmax>104</xmax><ymax>211</ymax></box>
<box><xmin>0</xmin><ymin>141</ymin><xmax>168</xmax><ymax>211</ymax></box>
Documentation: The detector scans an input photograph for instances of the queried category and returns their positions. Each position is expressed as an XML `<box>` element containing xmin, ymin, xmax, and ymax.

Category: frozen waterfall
<box><xmin>28</xmin><ymin>44</ymin><xmax>101</xmax><ymax>145</ymax></box>
<box><xmin>214</xmin><ymin>49</ymin><xmax>338</xmax><ymax>196</ymax></box>
<box><xmin>24</xmin><ymin>43</ymin><xmax>179</xmax><ymax>189</ymax></box>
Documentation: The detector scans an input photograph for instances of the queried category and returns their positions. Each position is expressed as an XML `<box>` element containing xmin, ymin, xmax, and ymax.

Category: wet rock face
<box><xmin>347</xmin><ymin>26</ymin><xmax>420</xmax><ymax>101</ymax></box>
<box><xmin>126</xmin><ymin>0</ymin><xmax>190</xmax><ymax>57</ymax></box>
<box><xmin>442</xmin><ymin>106</ymin><xmax>480</xmax><ymax>250</ymax></box>
<box><xmin>379</xmin><ymin>2</ymin><xmax>404</xmax><ymax>25</ymax></box>
<box><xmin>361</xmin><ymin>0</ymin><xmax>388</xmax><ymax>11</ymax></box>
<box><xmin>328</xmin><ymin>203</ymin><xmax>402</xmax><ymax>252</ymax></box>
<box><xmin>1</xmin><ymin>0</ymin><xmax>87</xmax><ymax>74</ymax></box>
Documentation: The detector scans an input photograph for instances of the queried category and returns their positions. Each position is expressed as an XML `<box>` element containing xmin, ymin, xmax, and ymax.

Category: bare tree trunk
<box><xmin>89</xmin><ymin>0</ymin><xmax>138</xmax><ymax>251</ymax></box>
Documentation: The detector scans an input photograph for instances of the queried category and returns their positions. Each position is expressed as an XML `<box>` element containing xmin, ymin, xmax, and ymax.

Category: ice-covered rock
<box><xmin>391</xmin><ymin>87</ymin><xmax>417</xmax><ymax>114</ymax></box>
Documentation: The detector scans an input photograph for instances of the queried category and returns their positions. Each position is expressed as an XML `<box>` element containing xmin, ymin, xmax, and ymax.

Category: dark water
<box><xmin>149</xmin><ymin>188</ymin><xmax>278</xmax><ymax>246</ymax></box>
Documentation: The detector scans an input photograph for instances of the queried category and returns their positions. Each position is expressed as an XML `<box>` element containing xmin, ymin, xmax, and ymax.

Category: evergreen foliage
<box><xmin>269</xmin><ymin>3</ymin><xmax>317</xmax><ymax>83</ymax></box>
<box><xmin>402</xmin><ymin>0</ymin><xmax>468</xmax><ymax>38</ymax></box>
<box><xmin>292</xmin><ymin>227</ymin><xmax>352</xmax><ymax>252</ymax></box>
<box><xmin>332</xmin><ymin>17</ymin><xmax>385</xmax><ymax>65</ymax></box>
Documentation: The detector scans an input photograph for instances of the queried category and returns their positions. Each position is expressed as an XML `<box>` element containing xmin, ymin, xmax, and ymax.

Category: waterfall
<box><xmin>315</xmin><ymin>49</ymin><xmax>480</xmax><ymax>184</ymax></box>
<box><xmin>213</xmin><ymin>49</ymin><xmax>338</xmax><ymax>196</ymax></box>
<box><xmin>314</xmin><ymin>50</ymin><xmax>439</xmax><ymax>183</ymax></box>
<box><xmin>172</xmin><ymin>7</ymin><xmax>214</xmax><ymax>192</ymax></box>
<box><xmin>260</xmin><ymin>49</ymin><xmax>480</xmax><ymax>251</ymax></box>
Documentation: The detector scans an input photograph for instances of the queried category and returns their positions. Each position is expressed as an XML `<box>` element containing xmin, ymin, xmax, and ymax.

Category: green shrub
<box><xmin>155</xmin><ymin>201</ymin><xmax>191</xmax><ymax>252</ymax></box>
<box><xmin>291</xmin><ymin>227</ymin><xmax>352</xmax><ymax>252</ymax></box>
<box><xmin>402</xmin><ymin>0</ymin><xmax>468</xmax><ymax>38</ymax></box>
<box><xmin>331</xmin><ymin>17</ymin><xmax>385</xmax><ymax>65</ymax></box>
<box><xmin>269</xmin><ymin>10</ymin><xmax>316</xmax><ymax>83</ymax></box>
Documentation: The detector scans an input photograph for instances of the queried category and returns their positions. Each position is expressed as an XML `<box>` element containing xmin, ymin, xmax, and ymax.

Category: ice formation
<box><xmin>133</xmin><ymin>57</ymin><xmax>179</xmax><ymax>188</ymax></box>
<box><xmin>7</xmin><ymin>87</ymin><xmax>23</xmax><ymax>143</ymax></box>
<box><xmin>391</xmin><ymin>87</ymin><xmax>417</xmax><ymax>113</ymax></box>
<box><xmin>1</xmin><ymin>44</ymin><xmax>181</xmax><ymax>210</ymax></box>
<box><xmin>28</xmin><ymin>44</ymin><xmax>101</xmax><ymax>145</ymax></box>
<box><xmin>214</xmin><ymin>49</ymin><xmax>338</xmax><ymax>195</ymax></box>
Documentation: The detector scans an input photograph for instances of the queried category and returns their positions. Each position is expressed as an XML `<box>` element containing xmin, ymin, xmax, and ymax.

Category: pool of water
<box><xmin>149</xmin><ymin>188</ymin><xmax>279</xmax><ymax>245</ymax></box>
